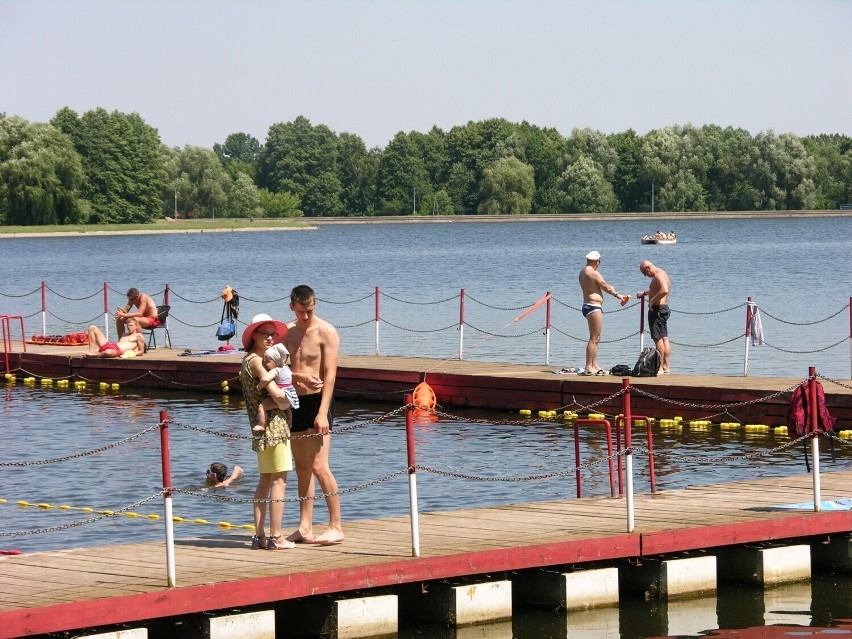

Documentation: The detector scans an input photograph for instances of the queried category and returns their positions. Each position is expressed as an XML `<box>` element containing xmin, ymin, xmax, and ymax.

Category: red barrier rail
<box><xmin>573</xmin><ymin>418</ymin><xmax>616</xmax><ymax>499</ymax></box>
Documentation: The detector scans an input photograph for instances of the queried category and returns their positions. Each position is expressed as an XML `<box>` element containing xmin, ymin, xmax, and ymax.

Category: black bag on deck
<box><xmin>631</xmin><ymin>347</ymin><xmax>660</xmax><ymax>377</ymax></box>
<box><xmin>609</xmin><ymin>364</ymin><xmax>632</xmax><ymax>376</ymax></box>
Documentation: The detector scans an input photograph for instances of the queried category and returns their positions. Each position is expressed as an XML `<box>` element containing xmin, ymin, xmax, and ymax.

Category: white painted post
<box><xmin>809</xmin><ymin>367</ymin><xmax>821</xmax><ymax>511</ymax></box>
<box><xmin>374</xmin><ymin>287</ymin><xmax>380</xmax><ymax>356</ymax></box>
<box><xmin>458</xmin><ymin>289</ymin><xmax>465</xmax><ymax>361</ymax></box>
<box><xmin>405</xmin><ymin>395</ymin><xmax>420</xmax><ymax>557</ymax></box>
<box><xmin>743</xmin><ymin>297</ymin><xmax>752</xmax><ymax>377</ymax></box>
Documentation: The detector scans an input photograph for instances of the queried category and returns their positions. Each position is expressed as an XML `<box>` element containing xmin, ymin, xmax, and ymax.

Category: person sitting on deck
<box><xmin>83</xmin><ymin>318</ymin><xmax>145</xmax><ymax>358</ymax></box>
<box><xmin>115</xmin><ymin>288</ymin><xmax>159</xmax><ymax>337</ymax></box>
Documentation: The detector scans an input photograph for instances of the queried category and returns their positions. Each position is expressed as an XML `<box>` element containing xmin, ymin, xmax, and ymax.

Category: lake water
<box><xmin>0</xmin><ymin>216</ymin><xmax>849</xmax><ymax>379</ymax></box>
<box><xmin>1</xmin><ymin>217</ymin><xmax>851</xmax><ymax>638</ymax></box>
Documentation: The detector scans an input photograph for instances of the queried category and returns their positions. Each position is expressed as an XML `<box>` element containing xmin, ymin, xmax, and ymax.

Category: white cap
<box><xmin>586</xmin><ymin>250</ymin><xmax>601</xmax><ymax>261</ymax></box>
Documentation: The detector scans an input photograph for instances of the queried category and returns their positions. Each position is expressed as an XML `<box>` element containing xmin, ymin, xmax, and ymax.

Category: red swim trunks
<box><xmin>99</xmin><ymin>342</ymin><xmax>121</xmax><ymax>354</ymax></box>
<box><xmin>146</xmin><ymin>316</ymin><xmax>161</xmax><ymax>328</ymax></box>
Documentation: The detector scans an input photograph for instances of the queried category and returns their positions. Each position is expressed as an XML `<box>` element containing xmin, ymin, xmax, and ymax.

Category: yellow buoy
<box><xmin>838</xmin><ymin>430</ymin><xmax>852</xmax><ymax>439</ymax></box>
<box><xmin>589</xmin><ymin>413</ymin><xmax>606</xmax><ymax>420</ymax></box>
<box><xmin>111</xmin><ymin>383</ymin><xmax>119</xmax><ymax>390</ymax></box>
<box><xmin>744</xmin><ymin>424</ymin><xmax>769</xmax><ymax>433</ymax></box>
<box><xmin>519</xmin><ymin>409</ymin><xmax>532</xmax><ymax>416</ymax></box>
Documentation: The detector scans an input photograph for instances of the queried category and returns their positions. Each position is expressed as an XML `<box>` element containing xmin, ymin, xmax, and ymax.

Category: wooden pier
<box><xmin>2</xmin><ymin>344</ymin><xmax>852</xmax><ymax>637</ymax></box>
<box><xmin>1</xmin><ymin>471</ymin><xmax>851</xmax><ymax>638</ymax></box>
<box><xmin>5</xmin><ymin>343</ymin><xmax>852</xmax><ymax>424</ymax></box>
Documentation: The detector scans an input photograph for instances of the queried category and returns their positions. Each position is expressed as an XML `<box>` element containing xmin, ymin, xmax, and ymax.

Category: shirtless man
<box><xmin>283</xmin><ymin>285</ymin><xmax>344</xmax><ymax>545</ymax></box>
<box><xmin>84</xmin><ymin>317</ymin><xmax>145</xmax><ymax>358</ymax></box>
<box><xmin>115</xmin><ymin>288</ymin><xmax>159</xmax><ymax>337</ymax></box>
<box><xmin>637</xmin><ymin>260</ymin><xmax>672</xmax><ymax>374</ymax></box>
<box><xmin>578</xmin><ymin>251</ymin><xmax>628</xmax><ymax>375</ymax></box>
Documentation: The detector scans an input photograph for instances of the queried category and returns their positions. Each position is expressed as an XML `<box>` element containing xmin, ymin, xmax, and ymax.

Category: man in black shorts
<box><xmin>283</xmin><ymin>285</ymin><xmax>344</xmax><ymax>545</ymax></box>
<box><xmin>637</xmin><ymin>260</ymin><xmax>672</xmax><ymax>374</ymax></box>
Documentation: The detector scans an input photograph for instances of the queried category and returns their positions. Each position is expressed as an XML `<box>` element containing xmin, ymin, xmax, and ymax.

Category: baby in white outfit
<box><xmin>254</xmin><ymin>343</ymin><xmax>300</xmax><ymax>434</ymax></box>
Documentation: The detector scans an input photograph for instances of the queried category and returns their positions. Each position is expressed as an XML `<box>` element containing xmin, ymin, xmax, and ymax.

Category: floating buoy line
<box><xmin>1</xmin><ymin>497</ymin><xmax>254</xmax><ymax>530</ymax></box>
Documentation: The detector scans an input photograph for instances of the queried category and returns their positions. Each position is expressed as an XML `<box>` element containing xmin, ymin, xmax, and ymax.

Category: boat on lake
<box><xmin>642</xmin><ymin>232</ymin><xmax>677</xmax><ymax>245</ymax></box>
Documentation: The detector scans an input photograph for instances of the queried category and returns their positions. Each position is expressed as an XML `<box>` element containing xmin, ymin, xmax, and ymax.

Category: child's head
<box><xmin>263</xmin><ymin>343</ymin><xmax>289</xmax><ymax>369</ymax></box>
<box><xmin>206</xmin><ymin>462</ymin><xmax>227</xmax><ymax>484</ymax></box>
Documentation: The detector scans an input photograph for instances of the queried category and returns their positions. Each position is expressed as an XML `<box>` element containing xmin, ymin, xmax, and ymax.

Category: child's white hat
<box><xmin>264</xmin><ymin>343</ymin><xmax>289</xmax><ymax>367</ymax></box>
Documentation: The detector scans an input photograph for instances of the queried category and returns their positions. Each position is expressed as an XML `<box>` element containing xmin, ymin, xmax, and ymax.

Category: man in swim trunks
<box><xmin>637</xmin><ymin>260</ymin><xmax>671</xmax><ymax>374</ymax></box>
<box><xmin>578</xmin><ymin>251</ymin><xmax>628</xmax><ymax>375</ymax></box>
<box><xmin>283</xmin><ymin>284</ymin><xmax>344</xmax><ymax>545</ymax></box>
<box><xmin>84</xmin><ymin>317</ymin><xmax>145</xmax><ymax>358</ymax></box>
<box><xmin>115</xmin><ymin>288</ymin><xmax>159</xmax><ymax>337</ymax></box>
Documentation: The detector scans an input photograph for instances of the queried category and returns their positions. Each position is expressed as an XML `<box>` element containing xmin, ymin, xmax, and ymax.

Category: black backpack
<box><xmin>632</xmin><ymin>347</ymin><xmax>660</xmax><ymax>377</ymax></box>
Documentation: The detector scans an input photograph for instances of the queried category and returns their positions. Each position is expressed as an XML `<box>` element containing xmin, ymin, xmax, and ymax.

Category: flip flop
<box><xmin>579</xmin><ymin>370</ymin><xmax>594</xmax><ymax>376</ymax></box>
<box><xmin>595</xmin><ymin>369</ymin><xmax>609</xmax><ymax>376</ymax></box>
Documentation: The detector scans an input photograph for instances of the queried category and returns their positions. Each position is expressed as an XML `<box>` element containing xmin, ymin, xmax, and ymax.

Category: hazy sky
<box><xmin>2</xmin><ymin>0</ymin><xmax>849</xmax><ymax>150</ymax></box>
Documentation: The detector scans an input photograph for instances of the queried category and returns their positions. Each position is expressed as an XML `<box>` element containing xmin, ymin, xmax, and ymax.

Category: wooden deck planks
<box><xmin>1</xmin><ymin>471</ymin><xmax>851</xmax><ymax>637</ymax></box>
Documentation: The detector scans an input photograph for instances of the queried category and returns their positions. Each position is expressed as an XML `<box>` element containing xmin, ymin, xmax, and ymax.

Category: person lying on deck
<box><xmin>82</xmin><ymin>318</ymin><xmax>145</xmax><ymax>358</ymax></box>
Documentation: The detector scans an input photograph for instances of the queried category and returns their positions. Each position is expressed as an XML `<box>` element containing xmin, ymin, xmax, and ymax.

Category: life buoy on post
<box><xmin>412</xmin><ymin>381</ymin><xmax>436</xmax><ymax>411</ymax></box>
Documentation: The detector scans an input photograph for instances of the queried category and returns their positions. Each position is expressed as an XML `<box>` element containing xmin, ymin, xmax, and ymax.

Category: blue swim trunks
<box><xmin>582</xmin><ymin>303</ymin><xmax>602</xmax><ymax>318</ymax></box>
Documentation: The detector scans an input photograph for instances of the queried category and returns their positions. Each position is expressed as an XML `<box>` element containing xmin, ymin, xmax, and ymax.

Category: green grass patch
<box><xmin>0</xmin><ymin>218</ymin><xmax>311</xmax><ymax>234</ymax></box>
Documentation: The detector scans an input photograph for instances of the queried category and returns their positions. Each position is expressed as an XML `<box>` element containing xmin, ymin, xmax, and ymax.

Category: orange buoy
<box><xmin>412</xmin><ymin>381</ymin><xmax>437</xmax><ymax>410</ymax></box>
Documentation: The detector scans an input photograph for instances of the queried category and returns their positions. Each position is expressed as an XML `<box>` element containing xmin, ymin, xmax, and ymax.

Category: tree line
<box><xmin>1</xmin><ymin>108</ymin><xmax>850</xmax><ymax>225</ymax></box>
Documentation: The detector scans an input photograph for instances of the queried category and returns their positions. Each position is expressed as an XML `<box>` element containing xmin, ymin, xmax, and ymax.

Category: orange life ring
<box><xmin>412</xmin><ymin>381</ymin><xmax>437</xmax><ymax>410</ymax></box>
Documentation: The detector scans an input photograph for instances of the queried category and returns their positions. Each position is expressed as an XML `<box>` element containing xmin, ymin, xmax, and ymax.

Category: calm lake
<box><xmin>0</xmin><ymin>215</ymin><xmax>850</xmax><ymax>379</ymax></box>
<box><xmin>1</xmin><ymin>216</ymin><xmax>851</xmax><ymax>638</ymax></box>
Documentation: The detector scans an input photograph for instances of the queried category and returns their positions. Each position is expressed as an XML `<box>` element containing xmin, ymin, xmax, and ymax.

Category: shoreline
<box><xmin>0</xmin><ymin>210</ymin><xmax>848</xmax><ymax>238</ymax></box>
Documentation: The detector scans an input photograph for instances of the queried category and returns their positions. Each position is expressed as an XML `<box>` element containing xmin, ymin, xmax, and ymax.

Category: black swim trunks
<box><xmin>290</xmin><ymin>392</ymin><xmax>335</xmax><ymax>433</ymax></box>
<box><xmin>648</xmin><ymin>304</ymin><xmax>670</xmax><ymax>341</ymax></box>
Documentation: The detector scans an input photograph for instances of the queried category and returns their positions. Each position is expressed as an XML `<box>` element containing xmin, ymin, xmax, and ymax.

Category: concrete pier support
<box><xmin>621</xmin><ymin>555</ymin><xmax>717</xmax><ymax>599</ymax></box>
<box><xmin>207</xmin><ymin>610</ymin><xmax>275</xmax><ymax>639</ymax></box>
<box><xmin>717</xmin><ymin>544</ymin><xmax>811</xmax><ymax>585</ymax></box>
<box><xmin>514</xmin><ymin>568</ymin><xmax>619</xmax><ymax>610</ymax></box>
<box><xmin>400</xmin><ymin>580</ymin><xmax>512</xmax><ymax>626</ymax></box>
<box><xmin>278</xmin><ymin>594</ymin><xmax>397</xmax><ymax>639</ymax></box>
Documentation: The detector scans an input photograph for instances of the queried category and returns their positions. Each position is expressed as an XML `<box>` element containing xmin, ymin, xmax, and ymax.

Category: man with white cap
<box><xmin>579</xmin><ymin>250</ymin><xmax>628</xmax><ymax>375</ymax></box>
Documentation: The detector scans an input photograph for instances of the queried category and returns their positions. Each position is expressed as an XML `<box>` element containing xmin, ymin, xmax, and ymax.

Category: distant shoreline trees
<box><xmin>1</xmin><ymin>110</ymin><xmax>850</xmax><ymax>226</ymax></box>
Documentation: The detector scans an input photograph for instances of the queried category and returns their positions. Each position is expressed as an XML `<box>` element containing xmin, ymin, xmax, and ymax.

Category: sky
<box><xmin>2</xmin><ymin>0</ymin><xmax>850</xmax><ymax>151</ymax></box>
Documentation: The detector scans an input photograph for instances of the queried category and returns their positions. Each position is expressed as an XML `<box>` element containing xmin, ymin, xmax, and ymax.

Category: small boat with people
<box><xmin>642</xmin><ymin>230</ymin><xmax>677</xmax><ymax>245</ymax></box>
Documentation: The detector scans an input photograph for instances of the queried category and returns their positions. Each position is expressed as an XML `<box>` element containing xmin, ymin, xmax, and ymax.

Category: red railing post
<box><xmin>103</xmin><ymin>282</ymin><xmax>109</xmax><ymax>337</ymax></box>
<box><xmin>164</xmin><ymin>283</ymin><xmax>170</xmax><ymax>306</ymax></box>
<box><xmin>544</xmin><ymin>291</ymin><xmax>552</xmax><ymax>365</ymax></box>
<box><xmin>622</xmin><ymin>378</ymin><xmax>635</xmax><ymax>532</ymax></box>
<box><xmin>41</xmin><ymin>281</ymin><xmax>47</xmax><ymax>336</ymax></box>
<box><xmin>809</xmin><ymin>367</ymin><xmax>822</xmax><ymax>511</ymax></box>
<box><xmin>404</xmin><ymin>394</ymin><xmax>420</xmax><ymax>557</ymax></box>
<box><xmin>159</xmin><ymin>410</ymin><xmax>176</xmax><ymax>587</ymax></box>
<box><xmin>374</xmin><ymin>286</ymin><xmax>380</xmax><ymax>356</ymax></box>
<box><xmin>743</xmin><ymin>296</ymin><xmax>753</xmax><ymax>376</ymax></box>
<box><xmin>458</xmin><ymin>288</ymin><xmax>465</xmax><ymax>361</ymax></box>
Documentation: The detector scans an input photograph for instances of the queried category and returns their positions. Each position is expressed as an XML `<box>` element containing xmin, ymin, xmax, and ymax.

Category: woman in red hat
<box><xmin>239</xmin><ymin>313</ymin><xmax>295</xmax><ymax>550</ymax></box>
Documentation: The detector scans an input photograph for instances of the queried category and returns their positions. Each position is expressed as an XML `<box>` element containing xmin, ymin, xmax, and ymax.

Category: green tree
<box><xmin>476</xmin><ymin>157</ymin><xmax>535</xmax><ymax>214</ymax></box>
<box><xmin>376</xmin><ymin>131</ymin><xmax>430</xmax><ymax>215</ymax></box>
<box><xmin>258</xmin><ymin>188</ymin><xmax>302</xmax><ymax>218</ymax></box>
<box><xmin>553</xmin><ymin>155</ymin><xmax>618</xmax><ymax>213</ymax></box>
<box><xmin>258</xmin><ymin>116</ymin><xmax>343</xmax><ymax>217</ymax></box>
<box><xmin>52</xmin><ymin>108</ymin><xmax>164</xmax><ymax>223</ymax></box>
<box><xmin>336</xmin><ymin>132</ymin><xmax>377</xmax><ymax>215</ymax></box>
<box><xmin>228</xmin><ymin>172</ymin><xmax>263</xmax><ymax>218</ymax></box>
<box><xmin>608</xmin><ymin>129</ymin><xmax>645</xmax><ymax>212</ymax></box>
<box><xmin>0</xmin><ymin>116</ymin><xmax>86</xmax><ymax>225</ymax></box>
<box><xmin>172</xmin><ymin>146</ymin><xmax>230</xmax><ymax>217</ymax></box>
<box><xmin>214</xmin><ymin>132</ymin><xmax>260</xmax><ymax>181</ymax></box>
